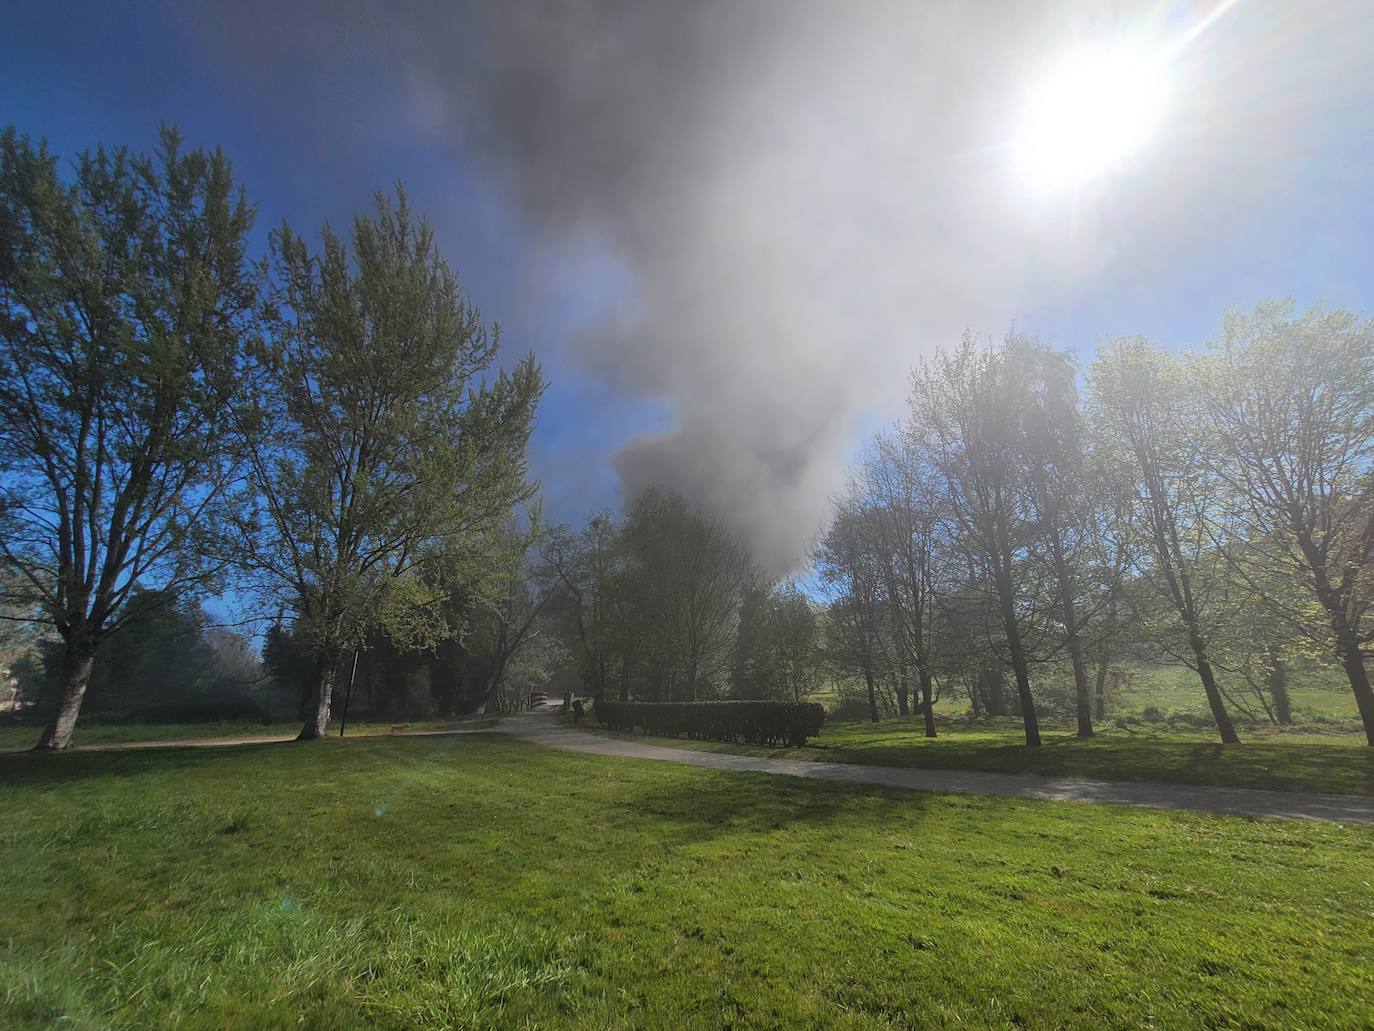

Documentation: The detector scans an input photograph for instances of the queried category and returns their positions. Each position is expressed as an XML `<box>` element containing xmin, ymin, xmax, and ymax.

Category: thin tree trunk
<box><xmin>1068</xmin><ymin>636</ymin><xmax>1093</xmax><ymax>737</ymax></box>
<box><xmin>1189</xmin><ymin>636</ymin><xmax>1240</xmax><ymax>744</ymax></box>
<box><xmin>1093</xmin><ymin>660</ymin><xmax>1109</xmax><ymax>721</ymax></box>
<box><xmin>36</xmin><ymin>639</ymin><xmax>97</xmax><ymax>751</ymax></box>
<box><xmin>1268</xmin><ymin>654</ymin><xmax>1292</xmax><ymax>726</ymax></box>
<box><xmin>1094</xmin><ymin>588</ymin><xmax>1119</xmax><ymax>721</ymax></box>
<box><xmin>918</xmin><ymin>668</ymin><xmax>937</xmax><ymax>738</ymax></box>
<box><xmin>1041</xmin><ymin>524</ymin><xmax>1094</xmax><ymax>736</ymax></box>
<box><xmin>863</xmin><ymin>667</ymin><xmax>880</xmax><ymax>723</ymax></box>
<box><xmin>982</xmin><ymin>665</ymin><xmax>1005</xmax><ymax>716</ymax></box>
<box><xmin>997</xmin><ymin>585</ymin><xmax>1040</xmax><ymax>746</ymax></box>
<box><xmin>1052</xmin><ymin>551</ymin><xmax>1093</xmax><ymax>738</ymax></box>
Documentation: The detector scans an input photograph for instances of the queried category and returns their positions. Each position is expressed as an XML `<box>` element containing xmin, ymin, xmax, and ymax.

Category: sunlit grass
<box><xmin>2</xmin><ymin>734</ymin><xmax>1373</xmax><ymax>1028</ymax></box>
<box><xmin>589</xmin><ymin>715</ymin><xmax>1374</xmax><ymax>795</ymax></box>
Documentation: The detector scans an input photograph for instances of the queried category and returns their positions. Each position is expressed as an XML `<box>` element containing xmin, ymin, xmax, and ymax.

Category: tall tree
<box><xmin>1090</xmin><ymin>339</ymin><xmax>1241</xmax><ymax>743</ymax></box>
<box><xmin>541</xmin><ymin>513</ymin><xmax>621</xmax><ymax>697</ymax></box>
<box><xmin>1204</xmin><ymin>302</ymin><xmax>1374</xmax><ymax>745</ymax></box>
<box><xmin>247</xmin><ymin>188</ymin><xmax>542</xmax><ymax>739</ymax></box>
<box><xmin>621</xmin><ymin>488</ymin><xmax>756</xmax><ymax>700</ymax></box>
<box><xmin>817</xmin><ymin>500</ymin><xmax>889</xmax><ymax>723</ymax></box>
<box><xmin>908</xmin><ymin>336</ymin><xmax>1044</xmax><ymax>745</ymax></box>
<box><xmin>762</xmin><ymin>583</ymin><xmax>822</xmax><ymax>703</ymax></box>
<box><xmin>861</xmin><ymin>430</ymin><xmax>946</xmax><ymax>736</ymax></box>
<box><xmin>0</xmin><ymin>127</ymin><xmax>258</xmax><ymax>749</ymax></box>
<box><xmin>732</xmin><ymin>581</ymin><xmax>821</xmax><ymax>702</ymax></box>
<box><xmin>1014</xmin><ymin>340</ymin><xmax>1102</xmax><ymax>738</ymax></box>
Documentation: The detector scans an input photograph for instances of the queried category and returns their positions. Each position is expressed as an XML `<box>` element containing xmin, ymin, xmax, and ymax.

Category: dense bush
<box><xmin>594</xmin><ymin>700</ymin><xmax>825</xmax><ymax>747</ymax></box>
<box><xmin>827</xmin><ymin>697</ymin><xmax>873</xmax><ymax>722</ymax></box>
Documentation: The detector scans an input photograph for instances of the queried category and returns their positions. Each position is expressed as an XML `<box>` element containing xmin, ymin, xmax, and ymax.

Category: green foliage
<box><xmin>14</xmin><ymin>589</ymin><xmax>265</xmax><ymax>723</ymax></box>
<box><xmin>595</xmin><ymin>699</ymin><xmax>825</xmax><ymax>746</ymax></box>
<box><xmin>0</xmin><ymin>125</ymin><xmax>260</xmax><ymax>746</ymax></box>
<box><xmin>248</xmin><ymin>187</ymin><xmax>542</xmax><ymax>732</ymax></box>
<box><xmin>1</xmin><ymin>736</ymin><xmax>1371</xmax><ymax>1028</ymax></box>
<box><xmin>732</xmin><ymin>582</ymin><xmax>821</xmax><ymax>701</ymax></box>
<box><xmin>252</xmin><ymin>188</ymin><xmax>541</xmax><ymax>650</ymax></box>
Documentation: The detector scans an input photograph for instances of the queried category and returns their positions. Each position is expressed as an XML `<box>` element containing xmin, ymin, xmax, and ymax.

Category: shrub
<box><xmin>1165</xmin><ymin>712</ymin><xmax>1215</xmax><ymax>731</ymax></box>
<box><xmin>827</xmin><ymin>698</ymin><xmax>873</xmax><ymax>722</ymax></box>
<box><xmin>593</xmin><ymin>700</ymin><xmax>825</xmax><ymax>747</ymax></box>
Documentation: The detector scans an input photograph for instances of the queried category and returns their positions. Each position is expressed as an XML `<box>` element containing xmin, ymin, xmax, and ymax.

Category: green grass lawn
<box><xmin>589</xmin><ymin>716</ymin><xmax>1374</xmax><ymax>795</ymax></box>
<box><xmin>3</xmin><ymin>735</ymin><xmax>1373</xmax><ymax>1028</ymax></box>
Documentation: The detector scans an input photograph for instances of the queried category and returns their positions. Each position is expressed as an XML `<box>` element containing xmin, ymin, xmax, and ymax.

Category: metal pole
<box><xmin>338</xmin><ymin>648</ymin><xmax>360</xmax><ymax>738</ymax></box>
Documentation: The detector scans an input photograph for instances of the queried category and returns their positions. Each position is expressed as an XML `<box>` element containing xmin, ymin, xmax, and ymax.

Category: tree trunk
<box><xmin>1009</xmin><ymin>652</ymin><xmax>1039</xmax><ymax>745</ymax></box>
<box><xmin>1189</xmin><ymin>636</ymin><xmax>1240</xmax><ymax>744</ymax></box>
<box><xmin>1267</xmin><ymin>655</ymin><xmax>1292</xmax><ymax>726</ymax></box>
<box><xmin>297</xmin><ymin>650</ymin><xmax>338</xmax><ymax>740</ymax></box>
<box><xmin>863</xmin><ymin>667</ymin><xmax>880</xmax><ymax>723</ymax></box>
<box><xmin>1337</xmin><ymin>639</ymin><xmax>1374</xmax><ymax>747</ymax></box>
<box><xmin>36</xmin><ymin>638</ymin><xmax>97</xmax><ymax>751</ymax></box>
<box><xmin>618</xmin><ymin>655</ymin><xmax>631</xmax><ymax>702</ymax></box>
<box><xmin>896</xmin><ymin>670</ymin><xmax>910</xmax><ymax>717</ymax></box>
<box><xmin>982</xmin><ymin>665</ymin><xmax>1005</xmax><ymax>716</ymax></box>
<box><xmin>1290</xmin><ymin>529</ymin><xmax>1374</xmax><ymax>745</ymax></box>
<box><xmin>988</xmin><ymin>553</ymin><xmax>1041</xmax><ymax>744</ymax></box>
<box><xmin>1055</xmin><ymin>567</ymin><xmax>1092</xmax><ymax>738</ymax></box>
<box><xmin>1093</xmin><ymin>660</ymin><xmax>1109</xmax><ymax>721</ymax></box>
<box><xmin>999</xmin><ymin>594</ymin><xmax>1040</xmax><ymax>746</ymax></box>
<box><xmin>918</xmin><ymin>668</ymin><xmax>937</xmax><ymax>738</ymax></box>
<box><xmin>1069</xmin><ymin>640</ymin><xmax>1093</xmax><ymax>738</ymax></box>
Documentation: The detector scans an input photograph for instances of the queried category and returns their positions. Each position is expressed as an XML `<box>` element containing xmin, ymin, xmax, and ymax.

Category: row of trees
<box><xmin>0</xmin><ymin>126</ymin><xmax>542</xmax><ymax>748</ymax></box>
<box><xmin>539</xmin><ymin>489</ymin><xmax>822</xmax><ymax>707</ymax></box>
<box><xmin>817</xmin><ymin>305</ymin><xmax>1374</xmax><ymax>746</ymax></box>
<box><xmin>12</xmin><ymin>587</ymin><xmax>265</xmax><ymax>722</ymax></box>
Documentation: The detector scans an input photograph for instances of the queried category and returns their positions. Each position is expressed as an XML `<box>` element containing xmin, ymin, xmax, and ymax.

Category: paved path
<box><xmin>8</xmin><ymin>708</ymin><xmax>1373</xmax><ymax>826</ymax></box>
<box><xmin>491</xmin><ymin>710</ymin><xmax>1374</xmax><ymax>827</ymax></box>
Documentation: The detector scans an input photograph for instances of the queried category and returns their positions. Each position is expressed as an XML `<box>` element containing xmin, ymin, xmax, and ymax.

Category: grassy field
<box><xmin>821</xmin><ymin>660</ymin><xmax>1363</xmax><ymax>725</ymax></box>
<box><xmin>590</xmin><ymin>716</ymin><xmax>1374</xmax><ymax>795</ymax></box>
<box><xmin>0</xmin><ymin>717</ymin><xmax>486</xmax><ymax>752</ymax></box>
<box><xmin>3</xmin><ymin>734</ymin><xmax>1373</xmax><ymax>1028</ymax></box>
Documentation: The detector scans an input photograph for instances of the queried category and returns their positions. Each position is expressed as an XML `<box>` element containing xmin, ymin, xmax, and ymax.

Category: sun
<box><xmin>1012</xmin><ymin>43</ymin><xmax>1171</xmax><ymax>192</ymax></box>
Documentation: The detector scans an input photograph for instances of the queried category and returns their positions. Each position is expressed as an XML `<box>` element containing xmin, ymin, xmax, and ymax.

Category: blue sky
<box><xmin>6</xmin><ymin>1</ymin><xmax>1374</xmax><ymax>575</ymax></box>
<box><xmin>4</xmin><ymin>1</ymin><xmax>658</xmax><ymax>527</ymax></box>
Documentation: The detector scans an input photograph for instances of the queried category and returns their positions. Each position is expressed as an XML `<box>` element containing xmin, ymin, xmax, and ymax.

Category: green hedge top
<box><xmin>594</xmin><ymin>700</ymin><xmax>824</xmax><ymax>747</ymax></box>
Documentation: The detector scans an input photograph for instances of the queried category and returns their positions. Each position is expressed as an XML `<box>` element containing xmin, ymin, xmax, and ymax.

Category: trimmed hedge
<box><xmin>594</xmin><ymin>700</ymin><xmax>825</xmax><ymax>747</ymax></box>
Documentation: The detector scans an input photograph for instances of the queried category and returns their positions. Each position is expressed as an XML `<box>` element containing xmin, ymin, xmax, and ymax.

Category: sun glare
<box><xmin>1013</xmin><ymin>43</ymin><xmax>1170</xmax><ymax>193</ymax></box>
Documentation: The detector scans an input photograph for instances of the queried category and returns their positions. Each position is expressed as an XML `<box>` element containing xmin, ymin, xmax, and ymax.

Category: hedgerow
<box><xmin>593</xmin><ymin>700</ymin><xmax>824</xmax><ymax>747</ymax></box>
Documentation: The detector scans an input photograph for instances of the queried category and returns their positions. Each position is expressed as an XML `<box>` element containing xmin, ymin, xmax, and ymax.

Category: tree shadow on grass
<box><xmin>800</xmin><ymin>729</ymin><xmax>1374</xmax><ymax>794</ymax></box>
<box><xmin>590</xmin><ymin>761</ymin><xmax>940</xmax><ymax>848</ymax></box>
<box><xmin>0</xmin><ymin>738</ymin><xmax>311</xmax><ymax>788</ymax></box>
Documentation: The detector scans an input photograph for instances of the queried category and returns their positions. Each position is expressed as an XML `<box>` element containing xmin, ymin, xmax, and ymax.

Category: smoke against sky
<box><xmin>18</xmin><ymin>0</ymin><xmax>1371</xmax><ymax>572</ymax></box>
